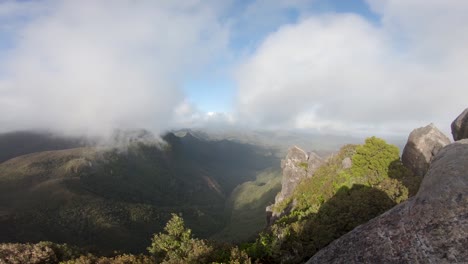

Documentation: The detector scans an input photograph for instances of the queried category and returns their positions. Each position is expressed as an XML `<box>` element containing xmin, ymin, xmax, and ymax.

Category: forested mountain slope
<box><xmin>0</xmin><ymin>131</ymin><xmax>280</xmax><ymax>254</ymax></box>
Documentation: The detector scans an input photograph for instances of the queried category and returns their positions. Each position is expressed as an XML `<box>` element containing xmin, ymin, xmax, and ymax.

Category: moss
<box><xmin>298</xmin><ymin>162</ymin><xmax>308</xmax><ymax>170</ymax></box>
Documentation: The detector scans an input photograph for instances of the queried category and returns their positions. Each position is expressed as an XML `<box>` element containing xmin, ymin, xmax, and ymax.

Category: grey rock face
<box><xmin>277</xmin><ymin>146</ymin><xmax>308</xmax><ymax>204</ymax></box>
<box><xmin>266</xmin><ymin>146</ymin><xmax>323</xmax><ymax>224</ymax></box>
<box><xmin>402</xmin><ymin>123</ymin><xmax>450</xmax><ymax>176</ymax></box>
<box><xmin>341</xmin><ymin>157</ymin><xmax>352</xmax><ymax>169</ymax></box>
<box><xmin>451</xmin><ymin>108</ymin><xmax>468</xmax><ymax>141</ymax></box>
<box><xmin>307</xmin><ymin>139</ymin><xmax>468</xmax><ymax>264</ymax></box>
<box><xmin>307</xmin><ymin>152</ymin><xmax>323</xmax><ymax>179</ymax></box>
<box><xmin>275</xmin><ymin>146</ymin><xmax>323</xmax><ymax>204</ymax></box>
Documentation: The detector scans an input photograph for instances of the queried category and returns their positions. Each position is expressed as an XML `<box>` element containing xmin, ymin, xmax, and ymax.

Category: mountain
<box><xmin>172</xmin><ymin>128</ymin><xmax>376</xmax><ymax>157</ymax></box>
<box><xmin>0</xmin><ymin>131</ymin><xmax>89</xmax><ymax>163</ymax></box>
<box><xmin>0</xmin><ymin>131</ymin><xmax>281</xmax><ymax>254</ymax></box>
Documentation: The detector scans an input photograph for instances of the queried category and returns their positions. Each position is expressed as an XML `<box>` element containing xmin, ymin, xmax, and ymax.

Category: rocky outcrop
<box><xmin>341</xmin><ymin>157</ymin><xmax>352</xmax><ymax>169</ymax></box>
<box><xmin>275</xmin><ymin>146</ymin><xmax>323</xmax><ymax>204</ymax></box>
<box><xmin>402</xmin><ymin>123</ymin><xmax>450</xmax><ymax>176</ymax></box>
<box><xmin>451</xmin><ymin>108</ymin><xmax>468</xmax><ymax>141</ymax></box>
<box><xmin>276</xmin><ymin>146</ymin><xmax>308</xmax><ymax>204</ymax></box>
<box><xmin>266</xmin><ymin>146</ymin><xmax>323</xmax><ymax>224</ymax></box>
<box><xmin>306</xmin><ymin>152</ymin><xmax>323</xmax><ymax>180</ymax></box>
<box><xmin>307</xmin><ymin>139</ymin><xmax>468</xmax><ymax>264</ymax></box>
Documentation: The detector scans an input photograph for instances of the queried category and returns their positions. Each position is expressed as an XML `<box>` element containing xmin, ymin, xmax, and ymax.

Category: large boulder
<box><xmin>451</xmin><ymin>108</ymin><xmax>468</xmax><ymax>141</ymax></box>
<box><xmin>402</xmin><ymin>123</ymin><xmax>450</xmax><ymax>176</ymax></box>
<box><xmin>307</xmin><ymin>139</ymin><xmax>468</xmax><ymax>264</ymax></box>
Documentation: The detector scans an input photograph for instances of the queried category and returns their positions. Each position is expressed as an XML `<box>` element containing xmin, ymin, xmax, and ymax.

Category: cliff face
<box><xmin>276</xmin><ymin>146</ymin><xmax>308</xmax><ymax>205</ymax></box>
<box><xmin>276</xmin><ymin>147</ymin><xmax>323</xmax><ymax>204</ymax></box>
<box><xmin>266</xmin><ymin>146</ymin><xmax>323</xmax><ymax>224</ymax></box>
<box><xmin>307</xmin><ymin>139</ymin><xmax>468</xmax><ymax>264</ymax></box>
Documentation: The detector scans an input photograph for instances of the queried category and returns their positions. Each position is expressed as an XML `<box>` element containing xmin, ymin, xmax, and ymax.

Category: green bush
<box><xmin>351</xmin><ymin>137</ymin><xmax>399</xmax><ymax>181</ymax></box>
<box><xmin>147</xmin><ymin>213</ymin><xmax>255</xmax><ymax>263</ymax></box>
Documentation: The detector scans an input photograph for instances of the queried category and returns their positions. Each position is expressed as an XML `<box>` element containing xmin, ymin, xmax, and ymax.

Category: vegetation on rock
<box><xmin>246</xmin><ymin>137</ymin><xmax>421</xmax><ymax>263</ymax></box>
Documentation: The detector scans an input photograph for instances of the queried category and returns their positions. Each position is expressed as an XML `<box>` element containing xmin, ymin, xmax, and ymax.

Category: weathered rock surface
<box><xmin>341</xmin><ymin>157</ymin><xmax>352</xmax><ymax>169</ymax></box>
<box><xmin>266</xmin><ymin>146</ymin><xmax>323</xmax><ymax>224</ymax></box>
<box><xmin>451</xmin><ymin>108</ymin><xmax>468</xmax><ymax>141</ymax></box>
<box><xmin>402</xmin><ymin>123</ymin><xmax>450</xmax><ymax>176</ymax></box>
<box><xmin>306</xmin><ymin>152</ymin><xmax>323</xmax><ymax>180</ymax></box>
<box><xmin>275</xmin><ymin>146</ymin><xmax>323</xmax><ymax>204</ymax></box>
<box><xmin>307</xmin><ymin>139</ymin><xmax>468</xmax><ymax>264</ymax></box>
<box><xmin>277</xmin><ymin>146</ymin><xmax>308</xmax><ymax>204</ymax></box>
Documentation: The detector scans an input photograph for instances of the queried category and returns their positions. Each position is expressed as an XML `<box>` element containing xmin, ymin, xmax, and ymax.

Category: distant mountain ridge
<box><xmin>172</xmin><ymin>128</ymin><xmax>407</xmax><ymax>157</ymax></box>
<box><xmin>0</xmin><ymin>131</ymin><xmax>90</xmax><ymax>163</ymax></box>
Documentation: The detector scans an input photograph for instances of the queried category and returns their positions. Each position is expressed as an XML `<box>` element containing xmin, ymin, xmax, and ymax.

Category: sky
<box><xmin>0</xmin><ymin>0</ymin><xmax>467</xmax><ymax>139</ymax></box>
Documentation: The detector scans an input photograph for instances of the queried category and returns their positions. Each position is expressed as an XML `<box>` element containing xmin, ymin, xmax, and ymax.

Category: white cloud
<box><xmin>0</xmin><ymin>0</ymin><xmax>228</xmax><ymax>137</ymax></box>
<box><xmin>235</xmin><ymin>1</ymin><xmax>468</xmax><ymax>137</ymax></box>
<box><xmin>172</xmin><ymin>100</ymin><xmax>235</xmax><ymax>130</ymax></box>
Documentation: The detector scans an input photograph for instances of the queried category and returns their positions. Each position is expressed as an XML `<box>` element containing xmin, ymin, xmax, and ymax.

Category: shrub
<box><xmin>351</xmin><ymin>136</ymin><xmax>400</xmax><ymax>182</ymax></box>
<box><xmin>62</xmin><ymin>254</ymin><xmax>154</xmax><ymax>264</ymax></box>
<box><xmin>0</xmin><ymin>242</ymin><xmax>57</xmax><ymax>264</ymax></box>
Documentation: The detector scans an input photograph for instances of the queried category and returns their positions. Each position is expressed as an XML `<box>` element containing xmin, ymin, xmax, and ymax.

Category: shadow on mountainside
<box><xmin>388</xmin><ymin>159</ymin><xmax>423</xmax><ymax>197</ymax></box>
<box><xmin>213</xmin><ymin>170</ymin><xmax>282</xmax><ymax>243</ymax></box>
<box><xmin>263</xmin><ymin>156</ymin><xmax>423</xmax><ymax>264</ymax></box>
<box><xmin>271</xmin><ymin>184</ymin><xmax>395</xmax><ymax>263</ymax></box>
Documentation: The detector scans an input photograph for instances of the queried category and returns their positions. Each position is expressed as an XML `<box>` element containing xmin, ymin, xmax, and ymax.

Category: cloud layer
<box><xmin>235</xmin><ymin>0</ymin><xmax>468</xmax><ymax>136</ymax></box>
<box><xmin>1</xmin><ymin>0</ymin><xmax>467</xmax><ymax>138</ymax></box>
<box><xmin>0</xmin><ymin>0</ymin><xmax>227</xmax><ymax>136</ymax></box>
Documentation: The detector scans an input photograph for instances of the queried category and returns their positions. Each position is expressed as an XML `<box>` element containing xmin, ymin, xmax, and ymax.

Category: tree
<box><xmin>147</xmin><ymin>214</ymin><xmax>212</xmax><ymax>263</ymax></box>
<box><xmin>351</xmin><ymin>136</ymin><xmax>400</xmax><ymax>182</ymax></box>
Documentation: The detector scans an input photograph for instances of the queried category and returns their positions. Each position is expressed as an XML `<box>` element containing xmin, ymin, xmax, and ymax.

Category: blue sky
<box><xmin>0</xmin><ymin>0</ymin><xmax>467</xmax><ymax>137</ymax></box>
<box><xmin>182</xmin><ymin>0</ymin><xmax>379</xmax><ymax>113</ymax></box>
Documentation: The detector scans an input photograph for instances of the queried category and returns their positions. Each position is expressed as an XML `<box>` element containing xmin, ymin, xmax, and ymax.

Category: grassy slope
<box><xmin>213</xmin><ymin>169</ymin><xmax>281</xmax><ymax>242</ymax></box>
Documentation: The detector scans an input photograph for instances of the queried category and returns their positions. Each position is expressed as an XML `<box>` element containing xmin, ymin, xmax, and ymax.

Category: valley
<box><xmin>0</xmin><ymin>131</ymin><xmax>281</xmax><ymax>254</ymax></box>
